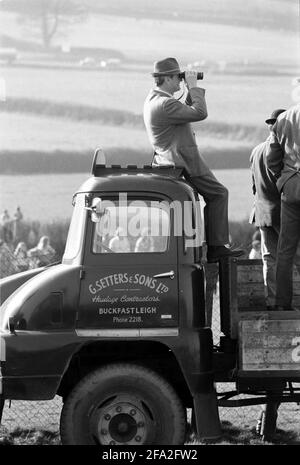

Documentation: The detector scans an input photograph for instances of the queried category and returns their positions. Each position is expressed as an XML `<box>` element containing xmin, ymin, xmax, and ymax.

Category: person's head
<box><xmin>152</xmin><ymin>57</ymin><xmax>182</xmax><ymax>94</ymax></box>
<box><xmin>252</xmin><ymin>240</ymin><xmax>261</xmax><ymax>251</ymax></box>
<box><xmin>38</xmin><ymin>235</ymin><xmax>50</xmax><ymax>249</ymax></box>
<box><xmin>265</xmin><ymin>108</ymin><xmax>286</xmax><ymax>131</ymax></box>
<box><xmin>15</xmin><ymin>241</ymin><xmax>27</xmax><ymax>254</ymax></box>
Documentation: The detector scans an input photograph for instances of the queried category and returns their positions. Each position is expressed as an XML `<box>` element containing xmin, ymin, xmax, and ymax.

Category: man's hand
<box><xmin>184</xmin><ymin>70</ymin><xmax>198</xmax><ymax>90</ymax></box>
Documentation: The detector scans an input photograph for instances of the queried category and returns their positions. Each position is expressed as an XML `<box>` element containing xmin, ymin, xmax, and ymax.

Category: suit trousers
<box><xmin>261</xmin><ymin>225</ymin><xmax>300</xmax><ymax>306</ymax></box>
<box><xmin>190</xmin><ymin>171</ymin><xmax>229</xmax><ymax>246</ymax></box>
<box><xmin>276</xmin><ymin>174</ymin><xmax>300</xmax><ymax>307</ymax></box>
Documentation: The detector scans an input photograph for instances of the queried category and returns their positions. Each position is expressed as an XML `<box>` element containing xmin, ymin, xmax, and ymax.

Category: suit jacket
<box><xmin>143</xmin><ymin>87</ymin><xmax>209</xmax><ymax>176</ymax></box>
<box><xmin>249</xmin><ymin>139</ymin><xmax>281</xmax><ymax>227</ymax></box>
<box><xmin>266</xmin><ymin>103</ymin><xmax>300</xmax><ymax>192</ymax></box>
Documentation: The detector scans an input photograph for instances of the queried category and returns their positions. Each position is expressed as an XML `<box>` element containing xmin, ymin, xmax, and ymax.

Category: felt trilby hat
<box><xmin>265</xmin><ymin>108</ymin><xmax>286</xmax><ymax>124</ymax></box>
<box><xmin>151</xmin><ymin>57</ymin><xmax>181</xmax><ymax>76</ymax></box>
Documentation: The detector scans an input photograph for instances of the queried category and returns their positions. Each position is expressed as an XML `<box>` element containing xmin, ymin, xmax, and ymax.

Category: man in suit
<box><xmin>252</xmin><ymin>107</ymin><xmax>300</xmax><ymax>440</ymax></box>
<box><xmin>250</xmin><ymin>109</ymin><xmax>290</xmax><ymax>308</ymax></box>
<box><xmin>143</xmin><ymin>57</ymin><xmax>243</xmax><ymax>262</ymax></box>
<box><xmin>266</xmin><ymin>103</ymin><xmax>300</xmax><ymax>310</ymax></box>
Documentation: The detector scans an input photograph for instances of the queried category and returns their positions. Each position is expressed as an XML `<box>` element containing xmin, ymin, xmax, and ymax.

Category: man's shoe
<box><xmin>207</xmin><ymin>245</ymin><xmax>245</xmax><ymax>263</ymax></box>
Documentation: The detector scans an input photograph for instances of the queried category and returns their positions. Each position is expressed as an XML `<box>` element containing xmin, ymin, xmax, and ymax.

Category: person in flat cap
<box><xmin>143</xmin><ymin>57</ymin><xmax>243</xmax><ymax>262</ymax></box>
<box><xmin>266</xmin><ymin>102</ymin><xmax>300</xmax><ymax>311</ymax></box>
<box><xmin>249</xmin><ymin>108</ymin><xmax>299</xmax><ymax>309</ymax></box>
<box><xmin>250</xmin><ymin>107</ymin><xmax>300</xmax><ymax>440</ymax></box>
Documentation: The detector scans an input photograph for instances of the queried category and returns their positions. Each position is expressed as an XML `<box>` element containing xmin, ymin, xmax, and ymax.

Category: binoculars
<box><xmin>178</xmin><ymin>72</ymin><xmax>204</xmax><ymax>80</ymax></box>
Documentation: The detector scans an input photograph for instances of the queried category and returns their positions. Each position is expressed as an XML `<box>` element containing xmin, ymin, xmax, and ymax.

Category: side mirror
<box><xmin>91</xmin><ymin>197</ymin><xmax>105</xmax><ymax>223</ymax></box>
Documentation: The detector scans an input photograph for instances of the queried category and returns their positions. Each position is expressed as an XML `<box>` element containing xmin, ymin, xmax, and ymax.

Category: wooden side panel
<box><xmin>240</xmin><ymin>318</ymin><xmax>300</xmax><ymax>372</ymax></box>
<box><xmin>230</xmin><ymin>259</ymin><xmax>300</xmax><ymax>338</ymax></box>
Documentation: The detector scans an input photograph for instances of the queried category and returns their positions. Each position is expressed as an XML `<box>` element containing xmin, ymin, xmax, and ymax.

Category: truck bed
<box><xmin>219</xmin><ymin>259</ymin><xmax>300</xmax><ymax>378</ymax></box>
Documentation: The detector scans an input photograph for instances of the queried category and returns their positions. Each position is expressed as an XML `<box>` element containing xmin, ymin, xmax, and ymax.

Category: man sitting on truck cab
<box><xmin>143</xmin><ymin>57</ymin><xmax>243</xmax><ymax>263</ymax></box>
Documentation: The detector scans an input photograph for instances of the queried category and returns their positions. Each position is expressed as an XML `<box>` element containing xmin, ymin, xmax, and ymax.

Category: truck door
<box><xmin>77</xmin><ymin>194</ymin><xmax>179</xmax><ymax>331</ymax></box>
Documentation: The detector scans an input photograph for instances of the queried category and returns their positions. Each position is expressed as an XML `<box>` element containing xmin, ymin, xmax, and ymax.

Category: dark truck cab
<box><xmin>1</xmin><ymin>151</ymin><xmax>300</xmax><ymax>445</ymax></box>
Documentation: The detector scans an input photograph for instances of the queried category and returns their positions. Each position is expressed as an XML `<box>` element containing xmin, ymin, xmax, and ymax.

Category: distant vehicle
<box><xmin>100</xmin><ymin>58</ymin><xmax>121</xmax><ymax>68</ymax></box>
<box><xmin>78</xmin><ymin>56</ymin><xmax>97</xmax><ymax>67</ymax></box>
<box><xmin>79</xmin><ymin>57</ymin><xmax>121</xmax><ymax>69</ymax></box>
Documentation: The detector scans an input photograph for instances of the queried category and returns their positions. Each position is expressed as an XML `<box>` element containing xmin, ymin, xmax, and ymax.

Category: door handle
<box><xmin>153</xmin><ymin>270</ymin><xmax>175</xmax><ymax>280</ymax></box>
<box><xmin>193</xmin><ymin>263</ymin><xmax>203</xmax><ymax>270</ymax></box>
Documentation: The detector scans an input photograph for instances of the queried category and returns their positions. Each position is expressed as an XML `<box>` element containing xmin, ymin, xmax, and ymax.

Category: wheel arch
<box><xmin>57</xmin><ymin>340</ymin><xmax>193</xmax><ymax>407</ymax></box>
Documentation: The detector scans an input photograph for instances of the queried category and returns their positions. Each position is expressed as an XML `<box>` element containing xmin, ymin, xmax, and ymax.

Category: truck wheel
<box><xmin>60</xmin><ymin>363</ymin><xmax>186</xmax><ymax>445</ymax></box>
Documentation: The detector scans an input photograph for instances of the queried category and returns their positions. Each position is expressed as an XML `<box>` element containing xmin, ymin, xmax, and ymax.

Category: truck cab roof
<box><xmin>76</xmin><ymin>163</ymin><xmax>196</xmax><ymax>201</ymax></box>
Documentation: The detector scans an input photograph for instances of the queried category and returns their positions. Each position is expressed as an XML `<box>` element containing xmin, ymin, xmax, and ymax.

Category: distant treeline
<box><xmin>0</xmin><ymin>146</ymin><xmax>253</xmax><ymax>174</ymax></box>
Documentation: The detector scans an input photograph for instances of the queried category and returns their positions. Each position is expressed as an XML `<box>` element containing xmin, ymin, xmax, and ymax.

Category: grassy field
<box><xmin>0</xmin><ymin>112</ymin><xmax>255</xmax><ymax>153</ymax></box>
<box><xmin>2</xmin><ymin>67</ymin><xmax>295</xmax><ymax>125</ymax></box>
<box><xmin>1</xmin><ymin>407</ymin><xmax>299</xmax><ymax>445</ymax></box>
<box><xmin>0</xmin><ymin>169</ymin><xmax>253</xmax><ymax>222</ymax></box>
<box><xmin>0</xmin><ymin>6</ymin><xmax>298</xmax><ymax>178</ymax></box>
<box><xmin>82</xmin><ymin>0</ymin><xmax>298</xmax><ymax>33</ymax></box>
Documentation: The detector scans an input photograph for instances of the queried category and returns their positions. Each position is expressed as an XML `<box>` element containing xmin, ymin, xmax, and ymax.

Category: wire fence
<box><xmin>0</xmin><ymin>262</ymin><xmax>299</xmax><ymax>442</ymax></box>
<box><xmin>1</xmin><ymin>387</ymin><xmax>299</xmax><ymax>440</ymax></box>
<box><xmin>1</xmin><ymin>286</ymin><xmax>299</xmax><ymax>442</ymax></box>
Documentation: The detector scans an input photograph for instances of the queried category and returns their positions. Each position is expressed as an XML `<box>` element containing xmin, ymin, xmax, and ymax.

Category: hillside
<box><xmin>84</xmin><ymin>0</ymin><xmax>298</xmax><ymax>32</ymax></box>
<box><xmin>0</xmin><ymin>0</ymin><xmax>298</xmax><ymax>175</ymax></box>
<box><xmin>1</xmin><ymin>0</ymin><xmax>298</xmax><ymax>33</ymax></box>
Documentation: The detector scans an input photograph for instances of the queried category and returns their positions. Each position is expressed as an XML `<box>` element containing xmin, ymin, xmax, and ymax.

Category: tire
<box><xmin>60</xmin><ymin>363</ymin><xmax>186</xmax><ymax>445</ymax></box>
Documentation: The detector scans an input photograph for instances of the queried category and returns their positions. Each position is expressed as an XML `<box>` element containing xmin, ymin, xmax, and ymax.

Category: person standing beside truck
<box><xmin>143</xmin><ymin>57</ymin><xmax>243</xmax><ymax>263</ymax></box>
<box><xmin>250</xmin><ymin>108</ymin><xmax>300</xmax><ymax>441</ymax></box>
<box><xmin>266</xmin><ymin>103</ymin><xmax>300</xmax><ymax>310</ymax></box>
<box><xmin>249</xmin><ymin>108</ymin><xmax>300</xmax><ymax>308</ymax></box>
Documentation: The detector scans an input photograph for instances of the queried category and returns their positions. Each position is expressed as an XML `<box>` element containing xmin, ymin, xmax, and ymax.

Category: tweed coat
<box><xmin>266</xmin><ymin>103</ymin><xmax>300</xmax><ymax>192</ymax></box>
<box><xmin>143</xmin><ymin>87</ymin><xmax>209</xmax><ymax>176</ymax></box>
<box><xmin>249</xmin><ymin>139</ymin><xmax>281</xmax><ymax>228</ymax></box>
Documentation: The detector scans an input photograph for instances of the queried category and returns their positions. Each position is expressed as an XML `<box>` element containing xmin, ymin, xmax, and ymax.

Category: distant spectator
<box><xmin>28</xmin><ymin>235</ymin><xmax>56</xmax><ymax>267</ymax></box>
<box><xmin>0</xmin><ymin>240</ymin><xmax>20</xmax><ymax>278</ymax></box>
<box><xmin>27</xmin><ymin>228</ymin><xmax>37</xmax><ymax>247</ymax></box>
<box><xmin>249</xmin><ymin>240</ymin><xmax>262</xmax><ymax>260</ymax></box>
<box><xmin>134</xmin><ymin>228</ymin><xmax>155</xmax><ymax>253</ymax></box>
<box><xmin>1</xmin><ymin>209</ymin><xmax>13</xmax><ymax>245</ymax></box>
<box><xmin>13</xmin><ymin>206</ymin><xmax>24</xmax><ymax>242</ymax></box>
<box><xmin>14</xmin><ymin>241</ymin><xmax>29</xmax><ymax>272</ymax></box>
<box><xmin>109</xmin><ymin>228</ymin><xmax>131</xmax><ymax>253</ymax></box>
<box><xmin>14</xmin><ymin>207</ymin><xmax>23</xmax><ymax>222</ymax></box>
<box><xmin>1</xmin><ymin>209</ymin><xmax>10</xmax><ymax>224</ymax></box>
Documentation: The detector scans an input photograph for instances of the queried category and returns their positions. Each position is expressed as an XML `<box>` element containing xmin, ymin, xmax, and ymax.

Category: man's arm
<box><xmin>163</xmin><ymin>88</ymin><xmax>207</xmax><ymax>124</ymax></box>
<box><xmin>265</xmin><ymin>129</ymin><xmax>284</xmax><ymax>177</ymax></box>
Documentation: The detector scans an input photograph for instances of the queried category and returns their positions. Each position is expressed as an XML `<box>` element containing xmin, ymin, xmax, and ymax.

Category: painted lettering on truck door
<box><xmin>77</xmin><ymin>197</ymin><xmax>179</xmax><ymax>329</ymax></box>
